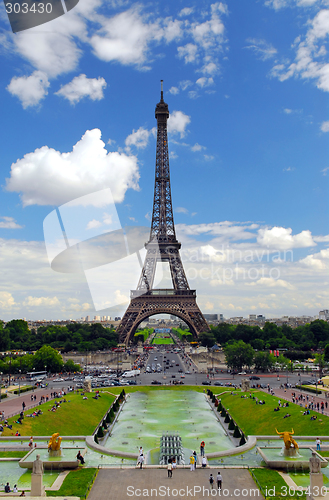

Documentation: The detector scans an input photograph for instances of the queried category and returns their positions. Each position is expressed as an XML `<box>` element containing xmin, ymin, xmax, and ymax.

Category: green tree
<box><xmin>253</xmin><ymin>352</ymin><xmax>275</xmax><ymax>372</ymax></box>
<box><xmin>33</xmin><ymin>345</ymin><xmax>63</xmax><ymax>373</ymax></box>
<box><xmin>224</xmin><ymin>340</ymin><xmax>254</xmax><ymax>371</ymax></box>
<box><xmin>314</xmin><ymin>353</ymin><xmax>327</xmax><ymax>378</ymax></box>
<box><xmin>198</xmin><ymin>332</ymin><xmax>216</xmax><ymax>347</ymax></box>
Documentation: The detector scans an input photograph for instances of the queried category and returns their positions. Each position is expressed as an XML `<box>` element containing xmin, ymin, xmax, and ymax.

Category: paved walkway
<box><xmin>88</xmin><ymin>468</ymin><xmax>263</xmax><ymax>500</ymax></box>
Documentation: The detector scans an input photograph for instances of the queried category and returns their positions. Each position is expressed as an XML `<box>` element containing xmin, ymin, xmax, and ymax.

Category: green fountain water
<box><xmin>105</xmin><ymin>390</ymin><xmax>233</xmax><ymax>463</ymax></box>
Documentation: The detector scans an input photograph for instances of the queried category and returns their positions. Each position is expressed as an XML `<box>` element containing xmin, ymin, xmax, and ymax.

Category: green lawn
<box><xmin>47</xmin><ymin>468</ymin><xmax>97</xmax><ymax>498</ymax></box>
<box><xmin>250</xmin><ymin>468</ymin><xmax>306</xmax><ymax>499</ymax></box>
<box><xmin>152</xmin><ymin>338</ymin><xmax>174</xmax><ymax>344</ymax></box>
<box><xmin>219</xmin><ymin>390</ymin><xmax>329</xmax><ymax>436</ymax></box>
<box><xmin>1</xmin><ymin>392</ymin><xmax>115</xmax><ymax>437</ymax></box>
<box><xmin>0</xmin><ymin>451</ymin><xmax>27</xmax><ymax>458</ymax></box>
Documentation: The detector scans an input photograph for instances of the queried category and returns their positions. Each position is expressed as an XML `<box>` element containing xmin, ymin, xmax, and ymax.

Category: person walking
<box><xmin>167</xmin><ymin>461</ymin><xmax>173</xmax><ymax>478</ymax></box>
<box><xmin>200</xmin><ymin>440</ymin><xmax>205</xmax><ymax>457</ymax></box>
<box><xmin>209</xmin><ymin>474</ymin><xmax>214</xmax><ymax>490</ymax></box>
<box><xmin>217</xmin><ymin>471</ymin><xmax>223</xmax><ymax>490</ymax></box>
<box><xmin>316</xmin><ymin>438</ymin><xmax>321</xmax><ymax>451</ymax></box>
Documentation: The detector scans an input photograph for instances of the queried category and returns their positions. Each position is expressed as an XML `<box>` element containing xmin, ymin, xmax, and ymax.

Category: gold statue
<box><xmin>48</xmin><ymin>433</ymin><xmax>62</xmax><ymax>451</ymax></box>
<box><xmin>276</xmin><ymin>429</ymin><xmax>299</xmax><ymax>450</ymax></box>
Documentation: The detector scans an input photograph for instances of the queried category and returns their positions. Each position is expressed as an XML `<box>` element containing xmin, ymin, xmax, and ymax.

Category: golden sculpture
<box><xmin>276</xmin><ymin>429</ymin><xmax>299</xmax><ymax>450</ymax></box>
<box><xmin>48</xmin><ymin>433</ymin><xmax>62</xmax><ymax>451</ymax></box>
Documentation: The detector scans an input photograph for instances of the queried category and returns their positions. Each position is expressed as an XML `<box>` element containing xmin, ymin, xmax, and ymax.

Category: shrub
<box><xmin>212</xmin><ymin>395</ymin><xmax>216</xmax><ymax>403</ymax></box>
<box><xmin>233</xmin><ymin>425</ymin><xmax>241</xmax><ymax>438</ymax></box>
<box><xmin>217</xmin><ymin>401</ymin><xmax>222</xmax><ymax>411</ymax></box>
<box><xmin>228</xmin><ymin>419</ymin><xmax>235</xmax><ymax>430</ymax></box>
<box><xmin>94</xmin><ymin>435</ymin><xmax>98</xmax><ymax>444</ymax></box>
<box><xmin>239</xmin><ymin>435</ymin><xmax>246</xmax><ymax>446</ymax></box>
<box><xmin>220</xmin><ymin>408</ymin><xmax>226</xmax><ymax>417</ymax></box>
<box><xmin>97</xmin><ymin>426</ymin><xmax>104</xmax><ymax>438</ymax></box>
<box><xmin>224</xmin><ymin>414</ymin><xmax>230</xmax><ymax>424</ymax></box>
<box><xmin>102</xmin><ymin>420</ymin><xmax>107</xmax><ymax>429</ymax></box>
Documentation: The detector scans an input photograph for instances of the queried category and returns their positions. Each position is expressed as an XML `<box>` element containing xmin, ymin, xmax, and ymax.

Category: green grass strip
<box><xmin>47</xmin><ymin>468</ymin><xmax>97</xmax><ymax>499</ymax></box>
<box><xmin>250</xmin><ymin>468</ymin><xmax>306</xmax><ymax>499</ymax></box>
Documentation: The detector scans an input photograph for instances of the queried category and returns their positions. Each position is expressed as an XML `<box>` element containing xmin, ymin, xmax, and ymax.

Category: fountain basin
<box><xmin>19</xmin><ymin>447</ymin><xmax>85</xmax><ymax>469</ymax></box>
<box><xmin>257</xmin><ymin>447</ymin><xmax>328</xmax><ymax>471</ymax></box>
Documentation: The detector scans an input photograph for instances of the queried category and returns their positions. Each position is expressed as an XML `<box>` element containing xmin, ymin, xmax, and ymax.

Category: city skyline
<box><xmin>0</xmin><ymin>0</ymin><xmax>328</xmax><ymax>321</ymax></box>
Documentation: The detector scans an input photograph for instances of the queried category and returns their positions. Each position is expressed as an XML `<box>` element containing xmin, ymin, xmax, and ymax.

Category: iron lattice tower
<box><xmin>117</xmin><ymin>81</ymin><xmax>210</xmax><ymax>345</ymax></box>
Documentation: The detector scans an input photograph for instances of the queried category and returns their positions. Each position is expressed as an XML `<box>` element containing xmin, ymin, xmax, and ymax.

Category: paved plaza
<box><xmin>88</xmin><ymin>468</ymin><xmax>264</xmax><ymax>500</ymax></box>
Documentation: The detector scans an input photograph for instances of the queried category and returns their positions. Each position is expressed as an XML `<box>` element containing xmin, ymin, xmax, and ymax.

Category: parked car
<box><xmin>151</xmin><ymin>380</ymin><xmax>162</xmax><ymax>385</ymax></box>
<box><xmin>202</xmin><ymin>381</ymin><xmax>211</xmax><ymax>385</ymax></box>
<box><xmin>249</xmin><ymin>376</ymin><xmax>260</xmax><ymax>380</ymax></box>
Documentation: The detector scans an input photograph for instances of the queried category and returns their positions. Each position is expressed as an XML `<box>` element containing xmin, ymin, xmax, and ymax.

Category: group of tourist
<box><xmin>4</xmin><ymin>483</ymin><xmax>25</xmax><ymax>496</ymax></box>
<box><xmin>209</xmin><ymin>472</ymin><xmax>222</xmax><ymax>490</ymax></box>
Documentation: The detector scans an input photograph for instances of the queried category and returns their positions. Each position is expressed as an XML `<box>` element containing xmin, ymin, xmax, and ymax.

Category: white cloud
<box><xmin>257</xmin><ymin>226</ymin><xmax>315</xmax><ymax>249</ymax></box>
<box><xmin>191</xmin><ymin>143</ymin><xmax>206</xmax><ymax>152</ymax></box>
<box><xmin>177</xmin><ymin>43</ymin><xmax>198</xmax><ymax>63</ymax></box>
<box><xmin>0</xmin><ymin>291</ymin><xmax>16</xmax><ymax>309</ymax></box>
<box><xmin>167</xmin><ymin>110</ymin><xmax>191</xmax><ymax>137</ymax></box>
<box><xmin>90</xmin><ymin>7</ymin><xmax>162</xmax><ymax>68</ymax></box>
<box><xmin>6</xmin><ymin>129</ymin><xmax>140</xmax><ymax>206</ymax></box>
<box><xmin>86</xmin><ymin>219</ymin><xmax>102</xmax><ymax>230</ymax></box>
<box><xmin>200</xmin><ymin>61</ymin><xmax>218</xmax><ymax>75</ymax></box>
<box><xmin>169</xmin><ymin>86</ymin><xmax>179</xmax><ymax>95</ymax></box>
<box><xmin>125</xmin><ymin>127</ymin><xmax>155</xmax><ymax>149</ymax></box>
<box><xmin>23</xmin><ymin>296</ymin><xmax>60</xmax><ymax>307</ymax></box>
<box><xmin>270</xmin><ymin>9</ymin><xmax>329</xmax><ymax>92</ymax></box>
<box><xmin>180</xmin><ymin>80</ymin><xmax>193</xmax><ymax>90</ymax></box>
<box><xmin>245</xmin><ymin>38</ymin><xmax>277</xmax><ymax>60</ymax></box>
<box><xmin>246</xmin><ymin>277</ymin><xmax>295</xmax><ymax>289</ymax></box>
<box><xmin>300</xmin><ymin>248</ymin><xmax>329</xmax><ymax>269</ymax></box>
<box><xmin>179</xmin><ymin>7</ymin><xmax>194</xmax><ymax>17</ymax></box>
<box><xmin>7</xmin><ymin>71</ymin><xmax>49</xmax><ymax>108</ymax></box>
<box><xmin>321</xmin><ymin>167</ymin><xmax>329</xmax><ymax>175</ymax></box>
<box><xmin>0</xmin><ymin>217</ymin><xmax>23</xmax><ymax>229</ymax></box>
<box><xmin>12</xmin><ymin>11</ymin><xmax>86</xmax><ymax>78</ymax></box>
<box><xmin>321</xmin><ymin>120</ymin><xmax>329</xmax><ymax>131</ymax></box>
<box><xmin>196</xmin><ymin>77</ymin><xmax>214</xmax><ymax>87</ymax></box>
<box><xmin>163</xmin><ymin>18</ymin><xmax>183</xmax><ymax>43</ymax></box>
<box><xmin>55</xmin><ymin>74</ymin><xmax>107</xmax><ymax>104</ymax></box>
<box><xmin>176</xmin><ymin>207</ymin><xmax>189</xmax><ymax>214</ymax></box>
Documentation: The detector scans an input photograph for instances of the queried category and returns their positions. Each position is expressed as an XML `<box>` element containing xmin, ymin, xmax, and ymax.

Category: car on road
<box><xmin>151</xmin><ymin>380</ymin><xmax>162</xmax><ymax>385</ymax></box>
<box><xmin>214</xmin><ymin>382</ymin><xmax>223</xmax><ymax>386</ymax></box>
<box><xmin>249</xmin><ymin>376</ymin><xmax>260</xmax><ymax>380</ymax></box>
<box><xmin>53</xmin><ymin>378</ymin><xmax>64</xmax><ymax>382</ymax></box>
<box><xmin>202</xmin><ymin>381</ymin><xmax>211</xmax><ymax>385</ymax></box>
<box><xmin>238</xmin><ymin>372</ymin><xmax>247</xmax><ymax>375</ymax></box>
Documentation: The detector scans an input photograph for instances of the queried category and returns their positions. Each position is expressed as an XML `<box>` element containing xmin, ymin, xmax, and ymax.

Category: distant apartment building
<box><xmin>319</xmin><ymin>310</ymin><xmax>329</xmax><ymax>320</ymax></box>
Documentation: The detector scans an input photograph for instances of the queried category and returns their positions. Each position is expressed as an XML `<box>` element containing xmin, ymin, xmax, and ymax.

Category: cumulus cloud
<box><xmin>6</xmin><ymin>129</ymin><xmax>140</xmax><ymax>206</ymax></box>
<box><xmin>90</xmin><ymin>7</ymin><xmax>162</xmax><ymax>67</ymax></box>
<box><xmin>257</xmin><ymin>226</ymin><xmax>315</xmax><ymax>249</ymax></box>
<box><xmin>0</xmin><ymin>217</ymin><xmax>23</xmax><ymax>229</ymax></box>
<box><xmin>0</xmin><ymin>291</ymin><xmax>17</xmax><ymax>309</ymax></box>
<box><xmin>23</xmin><ymin>296</ymin><xmax>60</xmax><ymax>307</ymax></box>
<box><xmin>177</xmin><ymin>43</ymin><xmax>199</xmax><ymax>63</ymax></box>
<box><xmin>300</xmin><ymin>247</ymin><xmax>329</xmax><ymax>269</ymax></box>
<box><xmin>191</xmin><ymin>143</ymin><xmax>206</xmax><ymax>152</ymax></box>
<box><xmin>270</xmin><ymin>9</ymin><xmax>329</xmax><ymax>92</ymax></box>
<box><xmin>55</xmin><ymin>74</ymin><xmax>107</xmax><ymax>104</ymax></box>
<box><xmin>321</xmin><ymin>120</ymin><xmax>329</xmax><ymax>131</ymax></box>
<box><xmin>7</xmin><ymin>71</ymin><xmax>49</xmax><ymax>108</ymax></box>
<box><xmin>167</xmin><ymin>110</ymin><xmax>191</xmax><ymax>137</ymax></box>
<box><xmin>125</xmin><ymin>127</ymin><xmax>156</xmax><ymax>149</ymax></box>
<box><xmin>246</xmin><ymin>277</ymin><xmax>295</xmax><ymax>289</ymax></box>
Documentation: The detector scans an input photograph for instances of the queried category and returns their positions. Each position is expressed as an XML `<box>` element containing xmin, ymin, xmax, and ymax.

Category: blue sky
<box><xmin>0</xmin><ymin>0</ymin><xmax>328</xmax><ymax>321</ymax></box>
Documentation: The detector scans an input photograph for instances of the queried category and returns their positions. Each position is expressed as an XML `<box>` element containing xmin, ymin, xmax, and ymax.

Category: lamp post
<box><xmin>18</xmin><ymin>369</ymin><xmax>21</xmax><ymax>397</ymax></box>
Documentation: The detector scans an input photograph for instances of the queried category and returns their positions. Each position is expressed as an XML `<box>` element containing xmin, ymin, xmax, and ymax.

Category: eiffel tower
<box><xmin>117</xmin><ymin>81</ymin><xmax>210</xmax><ymax>345</ymax></box>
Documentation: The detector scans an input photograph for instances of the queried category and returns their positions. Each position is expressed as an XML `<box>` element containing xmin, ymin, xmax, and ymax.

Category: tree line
<box><xmin>0</xmin><ymin>320</ymin><xmax>119</xmax><ymax>353</ymax></box>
